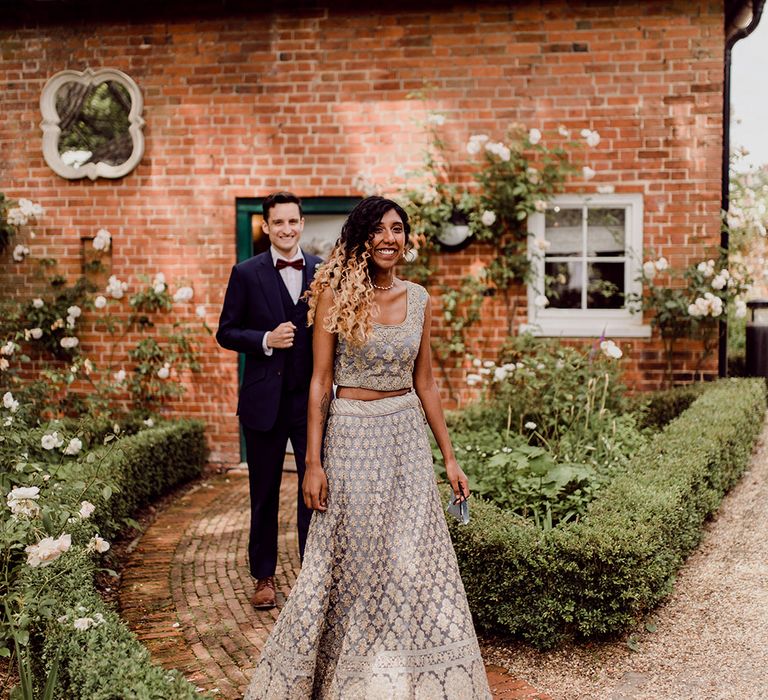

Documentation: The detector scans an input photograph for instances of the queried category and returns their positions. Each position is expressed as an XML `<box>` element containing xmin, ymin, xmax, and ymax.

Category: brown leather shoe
<box><xmin>251</xmin><ymin>576</ymin><xmax>276</xmax><ymax>609</ymax></box>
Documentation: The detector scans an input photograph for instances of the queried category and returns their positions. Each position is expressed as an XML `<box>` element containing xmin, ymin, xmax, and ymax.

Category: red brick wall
<box><xmin>0</xmin><ymin>1</ymin><xmax>726</xmax><ymax>463</ymax></box>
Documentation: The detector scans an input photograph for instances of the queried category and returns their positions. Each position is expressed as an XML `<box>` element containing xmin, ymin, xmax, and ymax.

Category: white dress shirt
<box><xmin>262</xmin><ymin>246</ymin><xmax>305</xmax><ymax>356</ymax></box>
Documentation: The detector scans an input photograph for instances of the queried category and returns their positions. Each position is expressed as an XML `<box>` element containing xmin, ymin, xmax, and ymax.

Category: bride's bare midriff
<box><xmin>336</xmin><ymin>386</ymin><xmax>410</xmax><ymax>401</ymax></box>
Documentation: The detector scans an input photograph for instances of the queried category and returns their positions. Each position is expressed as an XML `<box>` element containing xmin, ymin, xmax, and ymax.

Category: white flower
<box><xmin>12</xmin><ymin>244</ymin><xmax>29</xmax><ymax>262</ymax></box>
<box><xmin>7</xmin><ymin>486</ymin><xmax>40</xmax><ymax>517</ymax></box>
<box><xmin>157</xmin><ymin>363</ymin><xmax>171</xmax><ymax>379</ymax></box>
<box><xmin>533</xmin><ymin>294</ymin><xmax>549</xmax><ymax>308</ymax></box>
<box><xmin>735</xmin><ymin>299</ymin><xmax>748</xmax><ymax>319</ymax></box>
<box><xmin>466</xmin><ymin>373</ymin><xmax>483</xmax><ymax>386</ymax></box>
<box><xmin>0</xmin><ymin>358</ymin><xmax>8</xmax><ymax>372</ymax></box>
<box><xmin>18</xmin><ymin>198</ymin><xmax>43</xmax><ymax>218</ymax></box>
<box><xmin>471</xmin><ymin>358</ymin><xmax>482</xmax><ymax>368</ymax></box>
<box><xmin>526</xmin><ymin>166</ymin><xmax>540</xmax><ymax>184</ymax></box>
<box><xmin>525</xmin><ymin>421</ymin><xmax>537</xmax><ymax>430</ymax></box>
<box><xmin>173</xmin><ymin>286</ymin><xmax>194</xmax><ymax>303</ymax></box>
<box><xmin>92</xmin><ymin>228</ymin><xmax>111</xmax><ymax>252</ymax></box>
<box><xmin>25</xmin><ymin>533</ymin><xmax>71</xmax><ymax>567</ymax></box>
<box><xmin>493</xmin><ymin>367</ymin><xmax>508</xmax><ymax>382</ymax></box>
<box><xmin>93</xmin><ymin>295</ymin><xmax>107</xmax><ymax>309</ymax></box>
<box><xmin>466</xmin><ymin>134</ymin><xmax>489</xmax><ymax>155</ymax></box>
<box><xmin>195</xmin><ymin>305</ymin><xmax>206</xmax><ymax>319</ymax></box>
<box><xmin>586</xmin><ymin>130</ymin><xmax>601</xmax><ymax>147</ymax></box>
<box><xmin>654</xmin><ymin>257</ymin><xmax>669</xmax><ymax>271</ymax></box>
<box><xmin>528</xmin><ymin>128</ymin><xmax>542</xmax><ymax>145</ymax></box>
<box><xmin>73</xmin><ymin>617</ymin><xmax>95</xmax><ymax>631</ymax></box>
<box><xmin>64</xmin><ymin>437</ymin><xmax>83</xmax><ymax>456</ymax></box>
<box><xmin>582</xmin><ymin>166</ymin><xmax>596</xmax><ymax>181</ymax></box>
<box><xmin>427</xmin><ymin>113</ymin><xmax>446</xmax><ymax>126</ymax></box>
<box><xmin>485</xmin><ymin>140</ymin><xmax>511</xmax><ymax>161</ymax></box>
<box><xmin>1</xmin><ymin>341</ymin><xmax>15</xmax><ymax>356</ymax></box>
<box><xmin>3</xmin><ymin>391</ymin><xmax>19</xmax><ymax>413</ymax></box>
<box><xmin>41</xmin><ymin>432</ymin><xmax>63</xmax><ymax>450</ymax></box>
<box><xmin>6</xmin><ymin>207</ymin><xmax>28</xmax><ymax>226</ymax></box>
<box><xmin>558</xmin><ymin>125</ymin><xmax>571</xmax><ymax>138</ymax></box>
<box><xmin>643</xmin><ymin>261</ymin><xmax>657</xmax><ymax>279</ymax></box>
<box><xmin>32</xmin><ymin>298</ymin><xmax>44</xmax><ymax>309</ymax></box>
<box><xmin>87</xmin><ymin>535</ymin><xmax>110</xmax><ymax>553</ymax></box>
<box><xmin>60</xmin><ymin>337</ymin><xmax>79</xmax><ymax>349</ymax></box>
<box><xmin>77</xmin><ymin>500</ymin><xmax>96</xmax><ymax>519</ymax></box>
<box><xmin>114</xmin><ymin>369</ymin><xmax>126</xmax><ymax>384</ymax></box>
<box><xmin>600</xmin><ymin>339</ymin><xmax>623</xmax><ymax>360</ymax></box>
<box><xmin>67</xmin><ymin>305</ymin><xmax>82</xmax><ymax>319</ymax></box>
<box><xmin>143</xmin><ymin>418</ymin><xmax>155</xmax><ymax>428</ymax></box>
<box><xmin>29</xmin><ymin>327</ymin><xmax>43</xmax><ymax>339</ymax></box>
<box><xmin>534</xmin><ymin>199</ymin><xmax>547</xmax><ymax>212</ymax></box>
<box><xmin>534</xmin><ymin>238</ymin><xmax>551</xmax><ymax>252</ymax></box>
<box><xmin>481</xmin><ymin>210</ymin><xmax>497</xmax><ymax>227</ymax></box>
<box><xmin>106</xmin><ymin>275</ymin><xmax>128</xmax><ymax>299</ymax></box>
<box><xmin>711</xmin><ymin>275</ymin><xmax>727</xmax><ymax>291</ymax></box>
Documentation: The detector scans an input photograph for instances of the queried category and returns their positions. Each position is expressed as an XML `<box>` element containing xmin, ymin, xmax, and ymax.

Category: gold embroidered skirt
<box><xmin>244</xmin><ymin>392</ymin><xmax>491</xmax><ymax>700</ymax></box>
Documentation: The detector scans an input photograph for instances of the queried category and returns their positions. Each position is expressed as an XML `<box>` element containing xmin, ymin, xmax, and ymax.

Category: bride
<box><xmin>245</xmin><ymin>196</ymin><xmax>491</xmax><ymax>699</ymax></box>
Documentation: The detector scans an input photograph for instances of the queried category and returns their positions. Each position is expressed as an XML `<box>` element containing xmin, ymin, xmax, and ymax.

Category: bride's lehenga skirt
<box><xmin>245</xmin><ymin>392</ymin><xmax>491</xmax><ymax>699</ymax></box>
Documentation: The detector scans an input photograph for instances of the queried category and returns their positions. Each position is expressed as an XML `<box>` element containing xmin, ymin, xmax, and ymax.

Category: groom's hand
<box><xmin>267</xmin><ymin>321</ymin><xmax>296</xmax><ymax>348</ymax></box>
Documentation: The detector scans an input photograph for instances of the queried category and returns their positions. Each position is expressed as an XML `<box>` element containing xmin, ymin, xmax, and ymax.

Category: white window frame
<box><xmin>521</xmin><ymin>193</ymin><xmax>651</xmax><ymax>338</ymax></box>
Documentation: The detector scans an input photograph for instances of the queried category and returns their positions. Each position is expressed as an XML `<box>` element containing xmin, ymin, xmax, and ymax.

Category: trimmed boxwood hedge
<box><xmin>27</xmin><ymin>420</ymin><xmax>209</xmax><ymax>699</ymax></box>
<box><xmin>449</xmin><ymin>378</ymin><xmax>767</xmax><ymax>649</ymax></box>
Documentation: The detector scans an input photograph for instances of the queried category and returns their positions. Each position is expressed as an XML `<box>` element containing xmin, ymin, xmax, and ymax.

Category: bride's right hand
<box><xmin>302</xmin><ymin>465</ymin><xmax>328</xmax><ymax>512</ymax></box>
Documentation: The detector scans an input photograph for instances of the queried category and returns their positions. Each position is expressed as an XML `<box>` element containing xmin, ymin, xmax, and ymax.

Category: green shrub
<box><xmin>632</xmin><ymin>382</ymin><xmax>708</xmax><ymax>430</ymax></box>
<box><xmin>449</xmin><ymin>378</ymin><xmax>766</xmax><ymax>648</ymax></box>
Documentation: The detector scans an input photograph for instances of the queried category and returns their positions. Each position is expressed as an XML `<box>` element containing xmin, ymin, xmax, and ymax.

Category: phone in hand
<box><xmin>446</xmin><ymin>484</ymin><xmax>470</xmax><ymax>525</ymax></box>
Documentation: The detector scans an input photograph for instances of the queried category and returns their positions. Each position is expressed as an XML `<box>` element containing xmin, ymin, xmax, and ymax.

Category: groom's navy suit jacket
<box><xmin>216</xmin><ymin>250</ymin><xmax>322</xmax><ymax>432</ymax></box>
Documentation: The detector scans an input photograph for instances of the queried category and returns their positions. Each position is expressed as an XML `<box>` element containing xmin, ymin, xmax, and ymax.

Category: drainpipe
<box><xmin>720</xmin><ymin>0</ymin><xmax>766</xmax><ymax>376</ymax></box>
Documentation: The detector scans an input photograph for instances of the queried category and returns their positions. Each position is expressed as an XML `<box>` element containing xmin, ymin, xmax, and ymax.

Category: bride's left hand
<box><xmin>445</xmin><ymin>458</ymin><xmax>470</xmax><ymax>503</ymax></box>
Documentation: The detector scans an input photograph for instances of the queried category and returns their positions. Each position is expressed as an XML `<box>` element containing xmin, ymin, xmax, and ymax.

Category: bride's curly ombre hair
<box><xmin>307</xmin><ymin>196</ymin><xmax>411</xmax><ymax>344</ymax></box>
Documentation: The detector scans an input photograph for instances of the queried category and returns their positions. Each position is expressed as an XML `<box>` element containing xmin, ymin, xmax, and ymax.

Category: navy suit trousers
<box><xmin>242</xmin><ymin>386</ymin><xmax>312</xmax><ymax>580</ymax></box>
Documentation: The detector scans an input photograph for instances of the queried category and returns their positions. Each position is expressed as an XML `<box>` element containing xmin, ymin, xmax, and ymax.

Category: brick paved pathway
<box><xmin>119</xmin><ymin>465</ymin><xmax>551</xmax><ymax>699</ymax></box>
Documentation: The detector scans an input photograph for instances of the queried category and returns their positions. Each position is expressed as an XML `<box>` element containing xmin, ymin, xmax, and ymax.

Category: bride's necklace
<box><xmin>371</xmin><ymin>277</ymin><xmax>395</xmax><ymax>291</ymax></box>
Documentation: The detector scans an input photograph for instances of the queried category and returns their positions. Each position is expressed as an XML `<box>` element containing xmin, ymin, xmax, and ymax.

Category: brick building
<box><xmin>0</xmin><ymin>0</ymin><xmax>759</xmax><ymax>463</ymax></box>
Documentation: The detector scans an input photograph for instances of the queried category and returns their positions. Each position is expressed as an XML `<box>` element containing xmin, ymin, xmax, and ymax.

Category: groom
<box><xmin>216</xmin><ymin>191</ymin><xmax>321</xmax><ymax>609</ymax></box>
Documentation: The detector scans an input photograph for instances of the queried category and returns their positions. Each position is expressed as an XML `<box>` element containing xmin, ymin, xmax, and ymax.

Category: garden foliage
<box><xmin>447</xmin><ymin>378</ymin><xmax>766</xmax><ymax>648</ymax></box>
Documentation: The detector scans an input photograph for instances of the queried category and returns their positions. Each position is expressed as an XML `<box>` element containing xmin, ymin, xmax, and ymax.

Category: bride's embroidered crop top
<box><xmin>333</xmin><ymin>281</ymin><xmax>427</xmax><ymax>391</ymax></box>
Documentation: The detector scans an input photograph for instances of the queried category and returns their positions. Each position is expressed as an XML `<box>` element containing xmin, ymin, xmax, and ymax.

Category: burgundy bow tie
<box><xmin>275</xmin><ymin>258</ymin><xmax>304</xmax><ymax>271</ymax></box>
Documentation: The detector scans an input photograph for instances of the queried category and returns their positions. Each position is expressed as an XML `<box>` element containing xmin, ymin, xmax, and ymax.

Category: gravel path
<box><xmin>481</xmin><ymin>412</ymin><xmax>768</xmax><ymax>700</ymax></box>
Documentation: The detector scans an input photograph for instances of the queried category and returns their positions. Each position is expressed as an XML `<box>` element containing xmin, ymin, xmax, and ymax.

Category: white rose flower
<box><xmin>143</xmin><ymin>418</ymin><xmax>155</xmax><ymax>428</ymax></box>
<box><xmin>114</xmin><ymin>368</ymin><xmax>126</xmax><ymax>384</ymax></box>
<box><xmin>12</xmin><ymin>244</ymin><xmax>30</xmax><ymax>262</ymax></box>
<box><xmin>1</xmin><ymin>341</ymin><xmax>15</xmax><ymax>356</ymax></box>
<box><xmin>580</xmin><ymin>128</ymin><xmax>591</xmax><ymax>138</ymax></box>
<box><xmin>735</xmin><ymin>299</ymin><xmax>748</xmax><ymax>319</ymax></box>
<box><xmin>582</xmin><ymin>166</ymin><xmax>596</xmax><ymax>181</ymax></box>
<box><xmin>92</xmin><ymin>228</ymin><xmax>111</xmax><ymax>251</ymax></box>
<box><xmin>93</xmin><ymin>295</ymin><xmax>107</xmax><ymax>310</ymax></box>
<box><xmin>25</xmin><ymin>533</ymin><xmax>71</xmax><ymax>567</ymax></box>
<box><xmin>157</xmin><ymin>364</ymin><xmax>171</xmax><ymax>379</ymax></box>
<box><xmin>528</xmin><ymin>128</ymin><xmax>542</xmax><ymax>145</ymax></box>
<box><xmin>558</xmin><ymin>125</ymin><xmax>571</xmax><ymax>138</ymax></box>
<box><xmin>600</xmin><ymin>340</ymin><xmax>623</xmax><ymax>360</ymax></box>
<box><xmin>173</xmin><ymin>286</ymin><xmax>194</xmax><ymax>303</ymax></box>
<box><xmin>534</xmin><ymin>238</ymin><xmax>552</xmax><ymax>252</ymax></box>
<box><xmin>586</xmin><ymin>130</ymin><xmax>601</xmax><ymax>147</ymax></box>
<box><xmin>153</xmin><ymin>282</ymin><xmax>166</xmax><ymax>294</ymax></box>
<box><xmin>73</xmin><ymin>617</ymin><xmax>95</xmax><ymax>631</ymax></box>
<box><xmin>106</xmin><ymin>275</ymin><xmax>128</xmax><ymax>299</ymax></box>
<box><xmin>87</xmin><ymin>535</ymin><xmax>110</xmax><ymax>553</ymax></box>
<box><xmin>466</xmin><ymin>373</ymin><xmax>483</xmax><ymax>386</ymax></box>
<box><xmin>79</xmin><ymin>500</ymin><xmax>96</xmax><ymax>519</ymax></box>
<box><xmin>466</xmin><ymin>139</ymin><xmax>482</xmax><ymax>155</ymax></box>
<box><xmin>525</xmin><ymin>421</ymin><xmax>537</xmax><ymax>430</ymax></box>
<box><xmin>32</xmin><ymin>298</ymin><xmax>44</xmax><ymax>309</ymax></box>
<box><xmin>534</xmin><ymin>199</ymin><xmax>547</xmax><ymax>212</ymax></box>
<box><xmin>67</xmin><ymin>305</ymin><xmax>82</xmax><ymax>319</ymax></box>
<box><xmin>688</xmin><ymin>303</ymin><xmax>702</xmax><ymax>317</ymax></box>
<box><xmin>711</xmin><ymin>275</ymin><xmax>727</xmax><ymax>291</ymax></box>
<box><xmin>0</xmin><ymin>358</ymin><xmax>8</xmax><ymax>372</ymax></box>
<box><xmin>526</xmin><ymin>166</ymin><xmax>540</xmax><ymax>184</ymax></box>
<box><xmin>6</xmin><ymin>207</ymin><xmax>28</xmax><ymax>226</ymax></box>
<box><xmin>472</xmin><ymin>358</ymin><xmax>482</xmax><ymax>368</ymax></box>
<box><xmin>195</xmin><ymin>305</ymin><xmax>206</xmax><ymax>318</ymax></box>
<box><xmin>7</xmin><ymin>486</ymin><xmax>41</xmax><ymax>518</ymax></box>
<box><xmin>29</xmin><ymin>327</ymin><xmax>43</xmax><ymax>339</ymax></box>
<box><xmin>60</xmin><ymin>337</ymin><xmax>79</xmax><ymax>349</ymax></box>
<box><xmin>64</xmin><ymin>437</ymin><xmax>83</xmax><ymax>456</ymax></box>
<box><xmin>493</xmin><ymin>367</ymin><xmax>508</xmax><ymax>382</ymax></box>
<box><xmin>654</xmin><ymin>257</ymin><xmax>669</xmax><ymax>271</ymax></box>
<box><xmin>41</xmin><ymin>432</ymin><xmax>63</xmax><ymax>450</ymax></box>
<box><xmin>533</xmin><ymin>294</ymin><xmax>549</xmax><ymax>308</ymax></box>
<box><xmin>643</xmin><ymin>261</ymin><xmax>657</xmax><ymax>279</ymax></box>
<box><xmin>3</xmin><ymin>391</ymin><xmax>19</xmax><ymax>412</ymax></box>
<box><xmin>481</xmin><ymin>210</ymin><xmax>497</xmax><ymax>227</ymax></box>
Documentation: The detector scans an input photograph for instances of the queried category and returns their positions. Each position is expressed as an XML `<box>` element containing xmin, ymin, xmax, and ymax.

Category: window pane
<box><xmin>545</xmin><ymin>261</ymin><xmax>583</xmax><ymax>309</ymax></box>
<box><xmin>252</xmin><ymin>213</ymin><xmax>344</xmax><ymax>257</ymax></box>
<box><xmin>545</xmin><ymin>207</ymin><xmax>582</xmax><ymax>257</ymax></box>
<box><xmin>587</xmin><ymin>208</ymin><xmax>625</xmax><ymax>257</ymax></box>
<box><xmin>587</xmin><ymin>262</ymin><xmax>625</xmax><ymax>309</ymax></box>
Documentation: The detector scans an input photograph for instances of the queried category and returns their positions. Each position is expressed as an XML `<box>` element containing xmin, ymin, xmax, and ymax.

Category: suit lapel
<box><xmin>254</xmin><ymin>253</ymin><xmax>286</xmax><ymax>323</ymax></box>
